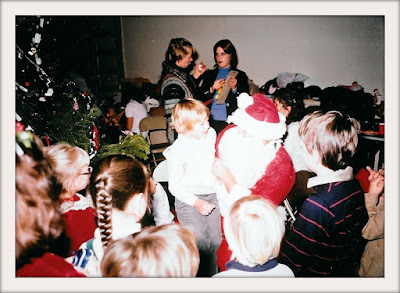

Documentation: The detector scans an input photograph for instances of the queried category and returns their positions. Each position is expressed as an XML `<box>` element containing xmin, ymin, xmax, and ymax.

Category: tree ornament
<box><xmin>73</xmin><ymin>97</ymin><xmax>79</xmax><ymax>110</ymax></box>
<box><xmin>16</xmin><ymin>121</ymin><xmax>25</xmax><ymax>133</ymax></box>
<box><xmin>45</xmin><ymin>88</ymin><xmax>54</xmax><ymax>96</ymax></box>
<box><xmin>35</xmin><ymin>55</ymin><xmax>42</xmax><ymax>65</ymax></box>
<box><xmin>28</xmin><ymin>48</ymin><xmax>37</xmax><ymax>55</ymax></box>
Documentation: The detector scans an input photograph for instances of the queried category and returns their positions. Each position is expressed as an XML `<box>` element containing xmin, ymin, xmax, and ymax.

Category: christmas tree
<box><xmin>16</xmin><ymin>16</ymin><xmax>149</xmax><ymax>161</ymax></box>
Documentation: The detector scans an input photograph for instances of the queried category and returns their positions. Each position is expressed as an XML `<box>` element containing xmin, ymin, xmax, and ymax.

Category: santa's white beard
<box><xmin>218</xmin><ymin>127</ymin><xmax>279</xmax><ymax>189</ymax></box>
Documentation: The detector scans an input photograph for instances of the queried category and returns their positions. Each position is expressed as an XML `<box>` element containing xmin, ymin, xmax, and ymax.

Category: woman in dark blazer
<box><xmin>199</xmin><ymin>39</ymin><xmax>249</xmax><ymax>134</ymax></box>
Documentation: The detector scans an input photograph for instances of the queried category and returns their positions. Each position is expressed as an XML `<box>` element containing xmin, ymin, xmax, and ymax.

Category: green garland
<box><xmin>94</xmin><ymin>133</ymin><xmax>150</xmax><ymax>163</ymax></box>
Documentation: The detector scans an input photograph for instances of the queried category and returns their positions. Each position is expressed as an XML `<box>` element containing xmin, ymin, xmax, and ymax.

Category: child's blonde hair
<box><xmin>298</xmin><ymin>110</ymin><xmax>360</xmax><ymax>170</ymax></box>
<box><xmin>101</xmin><ymin>223</ymin><xmax>200</xmax><ymax>277</ymax></box>
<box><xmin>172</xmin><ymin>98</ymin><xmax>210</xmax><ymax>134</ymax></box>
<box><xmin>224</xmin><ymin>196</ymin><xmax>285</xmax><ymax>267</ymax></box>
<box><xmin>89</xmin><ymin>155</ymin><xmax>150</xmax><ymax>249</ymax></box>
<box><xmin>46</xmin><ymin>142</ymin><xmax>90</xmax><ymax>196</ymax></box>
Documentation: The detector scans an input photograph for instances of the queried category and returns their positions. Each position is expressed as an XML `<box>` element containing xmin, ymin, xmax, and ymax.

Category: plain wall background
<box><xmin>121</xmin><ymin>16</ymin><xmax>384</xmax><ymax>96</ymax></box>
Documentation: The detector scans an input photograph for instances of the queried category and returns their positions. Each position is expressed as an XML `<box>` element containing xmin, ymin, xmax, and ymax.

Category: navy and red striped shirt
<box><xmin>279</xmin><ymin>178</ymin><xmax>368</xmax><ymax>277</ymax></box>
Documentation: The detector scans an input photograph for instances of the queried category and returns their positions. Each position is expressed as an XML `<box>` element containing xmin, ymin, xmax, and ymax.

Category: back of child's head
<box><xmin>89</xmin><ymin>155</ymin><xmax>150</xmax><ymax>249</ymax></box>
<box><xmin>298</xmin><ymin>110</ymin><xmax>360</xmax><ymax>171</ymax></box>
<box><xmin>101</xmin><ymin>223</ymin><xmax>200</xmax><ymax>277</ymax></box>
<box><xmin>273</xmin><ymin>88</ymin><xmax>305</xmax><ymax>124</ymax></box>
<box><xmin>224</xmin><ymin>196</ymin><xmax>285</xmax><ymax>267</ymax></box>
<box><xmin>172</xmin><ymin>98</ymin><xmax>210</xmax><ymax>134</ymax></box>
<box><xmin>46</xmin><ymin>142</ymin><xmax>90</xmax><ymax>195</ymax></box>
<box><xmin>16</xmin><ymin>135</ymin><xmax>64</xmax><ymax>263</ymax></box>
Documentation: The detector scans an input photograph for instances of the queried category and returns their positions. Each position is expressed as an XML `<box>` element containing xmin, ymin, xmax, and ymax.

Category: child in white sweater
<box><xmin>163</xmin><ymin>98</ymin><xmax>222</xmax><ymax>277</ymax></box>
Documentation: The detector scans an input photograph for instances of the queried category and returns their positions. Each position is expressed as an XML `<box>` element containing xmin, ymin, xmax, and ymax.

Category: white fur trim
<box><xmin>237</xmin><ymin>92</ymin><xmax>253</xmax><ymax>109</ymax></box>
<box><xmin>216</xmin><ymin>128</ymin><xmax>280</xmax><ymax>216</ymax></box>
<box><xmin>277</xmin><ymin>205</ymin><xmax>288</xmax><ymax>222</ymax></box>
<box><xmin>307</xmin><ymin>166</ymin><xmax>354</xmax><ymax>188</ymax></box>
<box><xmin>227</xmin><ymin>108</ymin><xmax>287</xmax><ymax>141</ymax></box>
<box><xmin>60</xmin><ymin>193</ymin><xmax>92</xmax><ymax>214</ymax></box>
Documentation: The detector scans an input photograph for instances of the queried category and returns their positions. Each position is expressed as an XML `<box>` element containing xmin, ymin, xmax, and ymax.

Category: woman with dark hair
<box><xmin>199</xmin><ymin>39</ymin><xmax>249</xmax><ymax>134</ymax></box>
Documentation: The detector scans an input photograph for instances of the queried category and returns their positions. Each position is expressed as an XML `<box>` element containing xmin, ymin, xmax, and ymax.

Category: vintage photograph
<box><xmin>2</xmin><ymin>1</ymin><xmax>399</xmax><ymax>292</ymax></box>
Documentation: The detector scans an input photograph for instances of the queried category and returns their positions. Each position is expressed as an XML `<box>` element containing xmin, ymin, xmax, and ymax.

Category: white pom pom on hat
<box><xmin>227</xmin><ymin>92</ymin><xmax>287</xmax><ymax>141</ymax></box>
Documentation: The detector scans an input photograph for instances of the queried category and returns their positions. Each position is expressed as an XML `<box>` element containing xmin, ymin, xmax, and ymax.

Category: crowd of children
<box><xmin>15</xmin><ymin>36</ymin><xmax>385</xmax><ymax>279</ymax></box>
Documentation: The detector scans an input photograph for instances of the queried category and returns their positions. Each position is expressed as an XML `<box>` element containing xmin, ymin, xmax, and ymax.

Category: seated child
<box><xmin>213</xmin><ymin>196</ymin><xmax>294</xmax><ymax>277</ymax></box>
<box><xmin>142</xmin><ymin>180</ymin><xmax>175</xmax><ymax>227</ymax></box>
<box><xmin>77</xmin><ymin>154</ymin><xmax>151</xmax><ymax>276</ymax></box>
<box><xmin>47</xmin><ymin>143</ymin><xmax>97</xmax><ymax>255</ymax></box>
<box><xmin>102</xmin><ymin>103</ymin><xmax>126</xmax><ymax>144</ymax></box>
<box><xmin>279</xmin><ymin>110</ymin><xmax>368</xmax><ymax>277</ymax></box>
<box><xmin>358</xmin><ymin>166</ymin><xmax>384</xmax><ymax>277</ymax></box>
<box><xmin>101</xmin><ymin>223</ymin><xmax>200</xmax><ymax>277</ymax></box>
<box><xmin>273</xmin><ymin>88</ymin><xmax>311</xmax><ymax>213</ymax></box>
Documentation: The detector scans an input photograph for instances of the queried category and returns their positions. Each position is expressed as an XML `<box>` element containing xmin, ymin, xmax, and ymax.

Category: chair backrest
<box><xmin>152</xmin><ymin>160</ymin><xmax>168</xmax><ymax>182</ymax></box>
<box><xmin>139</xmin><ymin>116</ymin><xmax>169</xmax><ymax>145</ymax></box>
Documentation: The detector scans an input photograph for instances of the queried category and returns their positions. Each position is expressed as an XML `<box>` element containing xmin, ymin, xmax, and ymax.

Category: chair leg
<box><xmin>152</xmin><ymin>153</ymin><xmax>158</xmax><ymax>167</ymax></box>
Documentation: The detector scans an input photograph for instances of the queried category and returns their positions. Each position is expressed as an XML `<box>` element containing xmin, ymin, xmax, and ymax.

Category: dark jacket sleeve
<box><xmin>226</xmin><ymin>69</ymin><xmax>249</xmax><ymax>116</ymax></box>
<box><xmin>198</xmin><ymin>68</ymin><xmax>249</xmax><ymax>116</ymax></box>
<box><xmin>197</xmin><ymin>69</ymin><xmax>218</xmax><ymax>103</ymax></box>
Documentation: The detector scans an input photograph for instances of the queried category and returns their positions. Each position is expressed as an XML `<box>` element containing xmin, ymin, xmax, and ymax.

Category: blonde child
<box><xmin>163</xmin><ymin>98</ymin><xmax>222</xmax><ymax>277</ymax></box>
<box><xmin>101</xmin><ymin>223</ymin><xmax>200</xmax><ymax>277</ymax></box>
<box><xmin>359</xmin><ymin>166</ymin><xmax>384</xmax><ymax>277</ymax></box>
<box><xmin>77</xmin><ymin>154</ymin><xmax>151</xmax><ymax>276</ymax></box>
<box><xmin>46</xmin><ymin>143</ymin><xmax>97</xmax><ymax>255</ymax></box>
<box><xmin>213</xmin><ymin>196</ymin><xmax>294</xmax><ymax>277</ymax></box>
<box><xmin>279</xmin><ymin>110</ymin><xmax>368</xmax><ymax>277</ymax></box>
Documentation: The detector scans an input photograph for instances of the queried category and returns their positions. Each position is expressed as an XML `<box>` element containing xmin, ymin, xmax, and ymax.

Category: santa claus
<box><xmin>212</xmin><ymin>92</ymin><xmax>295</xmax><ymax>271</ymax></box>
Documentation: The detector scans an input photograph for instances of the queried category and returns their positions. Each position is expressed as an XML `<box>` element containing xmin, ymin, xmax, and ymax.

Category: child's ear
<box><xmin>125</xmin><ymin>192</ymin><xmax>147</xmax><ymax>219</ymax></box>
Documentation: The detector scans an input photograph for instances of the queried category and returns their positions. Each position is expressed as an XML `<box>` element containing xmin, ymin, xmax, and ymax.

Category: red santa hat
<box><xmin>227</xmin><ymin>92</ymin><xmax>287</xmax><ymax>141</ymax></box>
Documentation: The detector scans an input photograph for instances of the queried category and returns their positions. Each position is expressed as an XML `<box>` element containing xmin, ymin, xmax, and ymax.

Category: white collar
<box><xmin>307</xmin><ymin>166</ymin><xmax>354</xmax><ymax>188</ymax></box>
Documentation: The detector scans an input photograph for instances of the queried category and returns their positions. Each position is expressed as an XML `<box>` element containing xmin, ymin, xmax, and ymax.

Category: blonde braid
<box><xmin>95</xmin><ymin>177</ymin><xmax>113</xmax><ymax>249</ymax></box>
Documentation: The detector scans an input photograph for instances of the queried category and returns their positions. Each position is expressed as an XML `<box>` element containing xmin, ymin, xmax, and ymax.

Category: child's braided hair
<box><xmin>90</xmin><ymin>155</ymin><xmax>149</xmax><ymax>249</ymax></box>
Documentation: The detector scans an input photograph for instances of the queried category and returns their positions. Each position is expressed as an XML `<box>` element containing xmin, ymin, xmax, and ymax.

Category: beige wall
<box><xmin>121</xmin><ymin>16</ymin><xmax>384</xmax><ymax>96</ymax></box>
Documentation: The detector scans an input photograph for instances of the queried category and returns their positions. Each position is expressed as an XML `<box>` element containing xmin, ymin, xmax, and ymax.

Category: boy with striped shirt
<box><xmin>279</xmin><ymin>110</ymin><xmax>368</xmax><ymax>277</ymax></box>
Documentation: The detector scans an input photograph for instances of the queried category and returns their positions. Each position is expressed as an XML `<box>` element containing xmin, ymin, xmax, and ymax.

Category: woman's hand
<box><xmin>211</xmin><ymin>78</ymin><xmax>224</xmax><ymax>93</ymax></box>
<box><xmin>193</xmin><ymin>198</ymin><xmax>216</xmax><ymax>216</ymax></box>
<box><xmin>193</xmin><ymin>62</ymin><xmax>207</xmax><ymax>79</ymax></box>
<box><xmin>227</xmin><ymin>76</ymin><xmax>237</xmax><ymax>91</ymax></box>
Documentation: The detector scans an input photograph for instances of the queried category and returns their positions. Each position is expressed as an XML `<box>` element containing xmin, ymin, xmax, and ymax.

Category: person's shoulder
<box><xmin>212</xmin><ymin>269</ymin><xmax>247</xmax><ymax>278</ymax></box>
<box><xmin>275</xmin><ymin>263</ymin><xmax>295</xmax><ymax>277</ymax></box>
<box><xmin>163</xmin><ymin>137</ymin><xmax>186</xmax><ymax>157</ymax></box>
<box><xmin>125</xmin><ymin>100</ymin><xmax>136</xmax><ymax>112</ymax></box>
<box><xmin>287</xmin><ymin>121</ymin><xmax>300</xmax><ymax>132</ymax></box>
<box><xmin>125</xmin><ymin>99</ymin><xmax>135</xmax><ymax>107</ymax></box>
<box><xmin>208</xmin><ymin>127</ymin><xmax>217</xmax><ymax>140</ymax></box>
<box><xmin>204</xmin><ymin>67</ymin><xmax>218</xmax><ymax>75</ymax></box>
<box><xmin>234</xmin><ymin>68</ymin><xmax>248</xmax><ymax>77</ymax></box>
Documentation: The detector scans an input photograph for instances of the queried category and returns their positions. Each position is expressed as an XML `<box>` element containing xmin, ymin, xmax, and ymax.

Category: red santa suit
<box><xmin>214</xmin><ymin>93</ymin><xmax>295</xmax><ymax>271</ymax></box>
